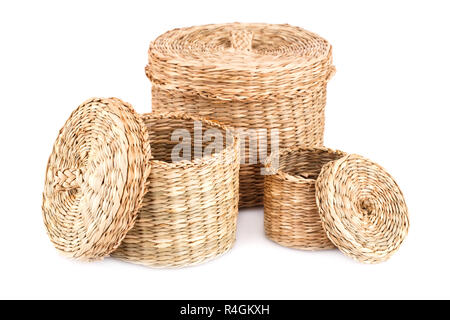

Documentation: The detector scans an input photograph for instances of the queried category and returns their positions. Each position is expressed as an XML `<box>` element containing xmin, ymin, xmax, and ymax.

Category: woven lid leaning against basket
<box><xmin>42</xmin><ymin>97</ymin><xmax>241</xmax><ymax>267</ymax></box>
<box><xmin>147</xmin><ymin>23</ymin><xmax>335</xmax><ymax>208</ymax></box>
<box><xmin>264</xmin><ymin>147</ymin><xmax>409</xmax><ymax>263</ymax></box>
<box><xmin>42</xmin><ymin>98</ymin><xmax>151</xmax><ymax>260</ymax></box>
<box><xmin>264</xmin><ymin>147</ymin><xmax>346</xmax><ymax>250</ymax></box>
<box><xmin>315</xmin><ymin>154</ymin><xmax>410</xmax><ymax>263</ymax></box>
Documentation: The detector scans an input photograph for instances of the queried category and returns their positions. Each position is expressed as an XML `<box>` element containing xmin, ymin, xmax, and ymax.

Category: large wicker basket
<box><xmin>147</xmin><ymin>23</ymin><xmax>335</xmax><ymax>208</ymax></box>
<box><xmin>264</xmin><ymin>146</ymin><xmax>410</xmax><ymax>263</ymax></box>
<box><xmin>42</xmin><ymin>98</ymin><xmax>240</xmax><ymax>267</ymax></box>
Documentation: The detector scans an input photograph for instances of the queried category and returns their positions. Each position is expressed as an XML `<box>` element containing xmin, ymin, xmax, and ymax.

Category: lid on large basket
<box><xmin>315</xmin><ymin>154</ymin><xmax>409</xmax><ymax>263</ymax></box>
<box><xmin>42</xmin><ymin>97</ymin><xmax>151</xmax><ymax>260</ymax></box>
<box><xmin>147</xmin><ymin>23</ymin><xmax>335</xmax><ymax>100</ymax></box>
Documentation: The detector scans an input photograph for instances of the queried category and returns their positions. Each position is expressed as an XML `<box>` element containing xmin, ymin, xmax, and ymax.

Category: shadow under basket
<box><xmin>42</xmin><ymin>98</ymin><xmax>240</xmax><ymax>268</ymax></box>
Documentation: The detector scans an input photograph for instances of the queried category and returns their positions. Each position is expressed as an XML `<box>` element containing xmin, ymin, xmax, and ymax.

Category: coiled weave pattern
<box><xmin>42</xmin><ymin>98</ymin><xmax>151</xmax><ymax>260</ymax></box>
<box><xmin>264</xmin><ymin>146</ymin><xmax>345</xmax><ymax>250</ymax></box>
<box><xmin>147</xmin><ymin>23</ymin><xmax>335</xmax><ymax>207</ymax></box>
<box><xmin>316</xmin><ymin>154</ymin><xmax>410</xmax><ymax>263</ymax></box>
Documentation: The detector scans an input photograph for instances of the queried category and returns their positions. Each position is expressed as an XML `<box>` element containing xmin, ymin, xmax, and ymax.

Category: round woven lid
<box><xmin>148</xmin><ymin>23</ymin><xmax>334</xmax><ymax>100</ymax></box>
<box><xmin>315</xmin><ymin>154</ymin><xmax>409</xmax><ymax>263</ymax></box>
<box><xmin>42</xmin><ymin>97</ymin><xmax>151</xmax><ymax>260</ymax></box>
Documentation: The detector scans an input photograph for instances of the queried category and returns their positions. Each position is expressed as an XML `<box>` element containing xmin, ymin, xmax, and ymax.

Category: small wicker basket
<box><xmin>42</xmin><ymin>98</ymin><xmax>240</xmax><ymax>267</ymax></box>
<box><xmin>147</xmin><ymin>23</ymin><xmax>335</xmax><ymax>208</ymax></box>
<box><xmin>264</xmin><ymin>147</ymin><xmax>345</xmax><ymax>250</ymax></box>
<box><xmin>264</xmin><ymin>146</ymin><xmax>410</xmax><ymax>263</ymax></box>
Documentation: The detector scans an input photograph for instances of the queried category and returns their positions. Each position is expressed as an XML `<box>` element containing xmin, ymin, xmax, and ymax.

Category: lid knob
<box><xmin>230</xmin><ymin>30</ymin><xmax>253</xmax><ymax>52</ymax></box>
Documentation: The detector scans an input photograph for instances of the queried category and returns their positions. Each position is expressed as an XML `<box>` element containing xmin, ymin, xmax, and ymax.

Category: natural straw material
<box><xmin>42</xmin><ymin>98</ymin><xmax>151</xmax><ymax>260</ymax></box>
<box><xmin>43</xmin><ymin>98</ymin><xmax>240</xmax><ymax>267</ymax></box>
<box><xmin>112</xmin><ymin>112</ymin><xmax>240</xmax><ymax>268</ymax></box>
<box><xmin>147</xmin><ymin>23</ymin><xmax>335</xmax><ymax>207</ymax></box>
<box><xmin>316</xmin><ymin>154</ymin><xmax>409</xmax><ymax>263</ymax></box>
<box><xmin>264</xmin><ymin>146</ymin><xmax>345</xmax><ymax>250</ymax></box>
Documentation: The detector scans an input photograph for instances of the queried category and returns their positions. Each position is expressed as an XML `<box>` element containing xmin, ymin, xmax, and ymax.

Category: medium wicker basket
<box><xmin>42</xmin><ymin>98</ymin><xmax>240</xmax><ymax>267</ymax></box>
<box><xmin>147</xmin><ymin>23</ymin><xmax>335</xmax><ymax>208</ymax></box>
<box><xmin>264</xmin><ymin>146</ymin><xmax>410</xmax><ymax>263</ymax></box>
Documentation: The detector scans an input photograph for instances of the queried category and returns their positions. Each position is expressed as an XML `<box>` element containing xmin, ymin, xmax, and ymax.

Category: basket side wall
<box><xmin>152</xmin><ymin>84</ymin><xmax>327</xmax><ymax>208</ymax></box>
<box><xmin>264</xmin><ymin>174</ymin><xmax>334</xmax><ymax>250</ymax></box>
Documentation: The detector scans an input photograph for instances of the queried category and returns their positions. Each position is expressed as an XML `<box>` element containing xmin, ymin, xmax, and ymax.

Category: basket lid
<box><xmin>147</xmin><ymin>23</ymin><xmax>335</xmax><ymax>101</ymax></box>
<box><xmin>315</xmin><ymin>154</ymin><xmax>409</xmax><ymax>263</ymax></box>
<box><xmin>42</xmin><ymin>97</ymin><xmax>151</xmax><ymax>260</ymax></box>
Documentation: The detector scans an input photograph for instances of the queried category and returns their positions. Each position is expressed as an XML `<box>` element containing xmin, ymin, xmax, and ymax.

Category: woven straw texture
<box><xmin>112</xmin><ymin>112</ymin><xmax>240</xmax><ymax>267</ymax></box>
<box><xmin>316</xmin><ymin>154</ymin><xmax>410</xmax><ymax>263</ymax></box>
<box><xmin>42</xmin><ymin>98</ymin><xmax>151</xmax><ymax>260</ymax></box>
<box><xmin>264</xmin><ymin>146</ymin><xmax>345</xmax><ymax>250</ymax></box>
<box><xmin>147</xmin><ymin>23</ymin><xmax>335</xmax><ymax>208</ymax></box>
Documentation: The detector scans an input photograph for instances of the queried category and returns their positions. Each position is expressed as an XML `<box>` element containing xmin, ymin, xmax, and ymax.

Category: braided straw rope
<box><xmin>42</xmin><ymin>98</ymin><xmax>151</xmax><ymax>260</ymax></box>
<box><xmin>147</xmin><ymin>23</ymin><xmax>335</xmax><ymax>207</ymax></box>
<box><xmin>112</xmin><ymin>112</ymin><xmax>240</xmax><ymax>267</ymax></box>
<box><xmin>264</xmin><ymin>146</ymin><xmax>345</xmax><ymax>250</ymax></box>
<box><xmin>316</xmin><ymin>154</ymin><xmax>409</xmax><ymax>263</ymax></box>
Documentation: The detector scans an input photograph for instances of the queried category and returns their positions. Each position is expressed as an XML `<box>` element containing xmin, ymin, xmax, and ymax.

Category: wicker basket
<box><xmin>264</xmin><ymin>147</ymin><xmax>345</xmax><ymax>250</ymax></box>
<box><xmin>264</xmin><ymin>146</ymin><xmax>410</xmax><ymax>263</ymax></box>
<box><xmin>42</xmin><ymin>98</ymin><xmax>240</xmax><ymax>267</ymax></box>
<box><xmin>147</xmin><ymin>23</ymin><xmax>335</xmax><ymax>208</ymax></box>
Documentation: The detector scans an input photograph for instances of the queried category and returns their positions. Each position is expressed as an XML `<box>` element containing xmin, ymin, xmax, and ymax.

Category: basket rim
<box><xmin>141</xmin><ymin>111</ymin><xmax>239</xmax><ymax>169</ymax></box>
<box><xmin>264</xmin><ymin>146</ymin><xmax>346</xmax><ymax>183</ymax></box>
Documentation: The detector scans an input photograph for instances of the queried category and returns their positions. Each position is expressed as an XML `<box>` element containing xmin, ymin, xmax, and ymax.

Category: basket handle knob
<box><xmin>53</xmin><ymin>168</ymin><xmax>82</xmax><ymax>191</ymax></box>
<box><xmin>326</xmin><ymin>65</ymin><xmax>336</xmax><ymax>82</ymax></box>
<box><xmin>230</xmin><ymin>30</ymin><xmax>253</xmax><ymax>52</ymax></box>
<box><xmin>145</xmin><ymin>64</ymin><xmax>152</xmax><ymax>80</ymax></box>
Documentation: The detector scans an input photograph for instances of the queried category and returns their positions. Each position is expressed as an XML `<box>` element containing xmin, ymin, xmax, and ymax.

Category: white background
<box><xmin>1</xmin><ymin>0</ymin><xmax>449</xmax><ymax>299</ymax></box>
